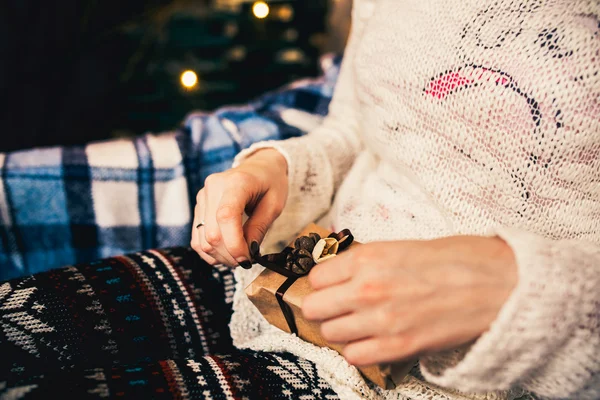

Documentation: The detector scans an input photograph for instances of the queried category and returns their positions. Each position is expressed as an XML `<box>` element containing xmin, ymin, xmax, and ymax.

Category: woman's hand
<box><xmin>191</xmin><ymin>149</ymin><xmax>288</xmax><ymax>268</ymax></box>
<box><xmin>302</xmin><ymin>236</ymin><xmax>518</xmax><ymax>366</ymax></box>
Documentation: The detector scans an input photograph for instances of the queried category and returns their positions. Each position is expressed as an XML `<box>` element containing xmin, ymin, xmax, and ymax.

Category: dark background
<box><xmin>0</xmin><ymin>0</ymin><xmax>348</xmax><ymax>152</ymax></box>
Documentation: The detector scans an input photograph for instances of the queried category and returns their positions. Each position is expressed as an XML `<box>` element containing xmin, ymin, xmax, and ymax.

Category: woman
<box><xmin>192</xmin><ymin>0</ymin><xmax>599</xmax><ymax>398</ymax></box>
<box><xmin>1</xmin><ymin>0</ymin><xmax>598</xmax><ymax>399</ymax></box>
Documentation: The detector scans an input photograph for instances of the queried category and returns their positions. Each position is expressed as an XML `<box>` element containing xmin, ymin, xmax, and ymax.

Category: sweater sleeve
<box><xmin>420</xmin><ymin>227</ymin><xmax>600</xmax><ymax>400</ymax></box>
<box><xmin>232</xmin><ymin>1</ymin><xmax>369</xmax><ymax>243</ymax></box>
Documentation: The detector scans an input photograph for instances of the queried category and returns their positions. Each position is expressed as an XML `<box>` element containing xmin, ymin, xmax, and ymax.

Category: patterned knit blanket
<box><xmin>0</xmin><ymin>55</ymin><xmax>341</xmax><ymax>281</ymax></box>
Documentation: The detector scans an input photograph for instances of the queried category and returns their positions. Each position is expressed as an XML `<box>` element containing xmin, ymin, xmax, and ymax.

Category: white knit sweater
<box><xmin>230</xmin><ymin>1</ymin><xmax>600</xmax><ymax>399</ymax></box>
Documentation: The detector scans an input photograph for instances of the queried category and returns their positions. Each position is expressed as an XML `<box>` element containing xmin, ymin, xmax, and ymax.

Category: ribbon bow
<box><xmin>249</xmin><ymin>229</ymin><xmax>354</xmax><ymax>335</ymax></box>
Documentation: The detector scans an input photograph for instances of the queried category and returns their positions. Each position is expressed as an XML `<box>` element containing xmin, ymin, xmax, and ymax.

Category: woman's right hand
<box><xmin>191</xmin><ymin>149</ymin><xmax>288</xmax><ymax>268</ymax></box>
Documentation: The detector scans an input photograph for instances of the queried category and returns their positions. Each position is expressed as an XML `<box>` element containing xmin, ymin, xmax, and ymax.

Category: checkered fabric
<box><xmin>0</xmin><ymin>55</ymin><xmax>341</xmax><ymax>281</ymax></box>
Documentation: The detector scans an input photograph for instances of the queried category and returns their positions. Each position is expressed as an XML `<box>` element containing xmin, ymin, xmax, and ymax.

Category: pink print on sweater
<box><xmin>424</xmin><ymin>65</ymin><xmax>513</xmax><ymax>100</ymax></box>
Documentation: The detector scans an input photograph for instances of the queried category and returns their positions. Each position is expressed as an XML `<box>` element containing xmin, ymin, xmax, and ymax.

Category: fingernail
<box><xmin>250</xmin><ymin>241</ymin><xmax>260</xmax><ymax>254</ymax></box>
<box><xmin>238</xmin><ymin>259</ymin><xmax>253</xmax><ymax>270</ymax></box>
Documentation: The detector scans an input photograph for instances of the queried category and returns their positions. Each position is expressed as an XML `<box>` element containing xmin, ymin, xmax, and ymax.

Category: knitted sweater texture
<box><xmin>230</xmin><ymin>1</ymin><xmax>600</xmax><ymax>399</ymax></box>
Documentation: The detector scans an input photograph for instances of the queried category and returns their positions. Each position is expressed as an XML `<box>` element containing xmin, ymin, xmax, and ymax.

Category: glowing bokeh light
<box><xmin>277</xmin><ymin>5</ymin><xmax>293</xmax><ymax>22</ymax></box>
<box><xmin>252</xmin><ymin>1</ymin><xmax>270</xmax><ymax>19</ymax></box>
<box><xmin>180</xmin><ymin>70</ymin><xmax>198</xmax><ymax>89</ymax></box>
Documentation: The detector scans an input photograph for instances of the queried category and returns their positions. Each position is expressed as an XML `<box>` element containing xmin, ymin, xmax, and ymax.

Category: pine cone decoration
<box><xmin>251</xmin><ymin>229</ymin><xmax>352</xmax><ymax>277</ymax></box>
<box><xmin>285</xmin><ymin>248</ymin><xmax>315</xmax><ymax>275</ymax></box>
<box><xmin>294</xmin><ymin>236</ymin><xmax>314</xmax><ymax>253</ymax></box>
<box><xmin>308</xmin><ymin>232</ymin><xmax>321</xmax><ymax>244</ymax></box>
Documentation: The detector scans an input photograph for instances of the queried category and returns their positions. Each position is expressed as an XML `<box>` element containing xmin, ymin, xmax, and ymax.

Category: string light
<box><xmin>276</xmin><ymin>5</ymin><xmax>294</xmax><ymax>22</ymax></box>
<box><xmin>180</xmin><ymin>70</ymin><xmax>198</xmax><ymax>89</ymax></box>
<box><xmin>252</xmin><ymin>1</ymin><xmax>270</xmax><ymax>19</ymax></box>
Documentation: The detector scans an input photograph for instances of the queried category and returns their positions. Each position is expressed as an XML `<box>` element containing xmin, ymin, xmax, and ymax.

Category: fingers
<box><xmin>320</xmin><ymin>311</ymin><xmax>378</xmax><ymax>343</ymax></box>
<box><xmin>308</xmin><ymin>250</ymin><xmax>356</xmax><ymax>290</ymax></box>
<box><xmin>320</xmin><ymin>306</ymin><xmax>399</xmax><ymax>343</ymax></box>
<box><xmin>342</xmin><ymin>312</ymin><xmax>476</xmax><ymax>366</ymax></box>
<box><xmin>191</xmin><ymin>172</ymin><xmax>275</xmax><ymax>268</ymax></box>
<box><xmin>302</xmin><ymin>282</ymin><xmax>356</xmax><ymax>321</ymax></box>
<box><xmin>203</xmin><ymin>187</ymin><xmax>238</xmax><ymax>266</ymax></box>
<box><xmin>242</xmin><ymin>192</ymin><xmax>282</xmax><ymax>246</ymax></box>
<box><xmin>190</xmin><ymin>150</ymin><xmax>288</xmax><ymax>268</ymax></box>
<box><xmin>191</xmin><ymin>190</ymin><xmax>218</xmax><ymax>265</ymax></box>
<box><xmin>343</xmin><ymin>333</ymin><xmax>420</xmax><ymax>366</ymax></box>
<box><xmin>341</xmin><ymin>299</ymin><xmax>490</xmax><ymax>366</ymax></box>
<box><xmin>217</xmin><ymin>188</ymin><xmax>254</xmax><ymax>267</ymax></box>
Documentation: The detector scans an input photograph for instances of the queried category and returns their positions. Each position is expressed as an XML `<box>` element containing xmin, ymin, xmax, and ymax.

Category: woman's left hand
<box><xmin>302</xmin><ymin>235</ymin><xmax>518</xmax><ymax>366</ymax></box>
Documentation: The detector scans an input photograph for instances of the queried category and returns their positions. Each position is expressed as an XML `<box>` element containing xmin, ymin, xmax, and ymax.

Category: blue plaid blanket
<box><xmin>0</xmin><ymin>55</ymin><xmax>341</xmax><ymax>280</ymax></box>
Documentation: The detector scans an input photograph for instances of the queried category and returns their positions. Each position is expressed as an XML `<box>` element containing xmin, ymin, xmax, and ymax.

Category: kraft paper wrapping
<box><xmin>246</xmin><ymin>223</ymin><xmax>415</xmax><ymax>389</ymax></box>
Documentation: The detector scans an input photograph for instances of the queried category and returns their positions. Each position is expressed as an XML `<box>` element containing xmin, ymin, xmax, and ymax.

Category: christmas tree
<box><xmin>117</xmin><ymin>0</ymin><xmax>329</xmax><ymax>135</ymax></box>
<box><xmin>0</xmin><ymin>0</ymin><xmax>330</xmax><ymax>151</ymax></box>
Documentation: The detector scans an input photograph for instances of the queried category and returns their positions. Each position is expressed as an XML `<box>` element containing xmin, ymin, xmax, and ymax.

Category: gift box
<box><xmin>246</xmin><ymin>223</ymin><xmax>415</xmax><ymax>389</ymax></box>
